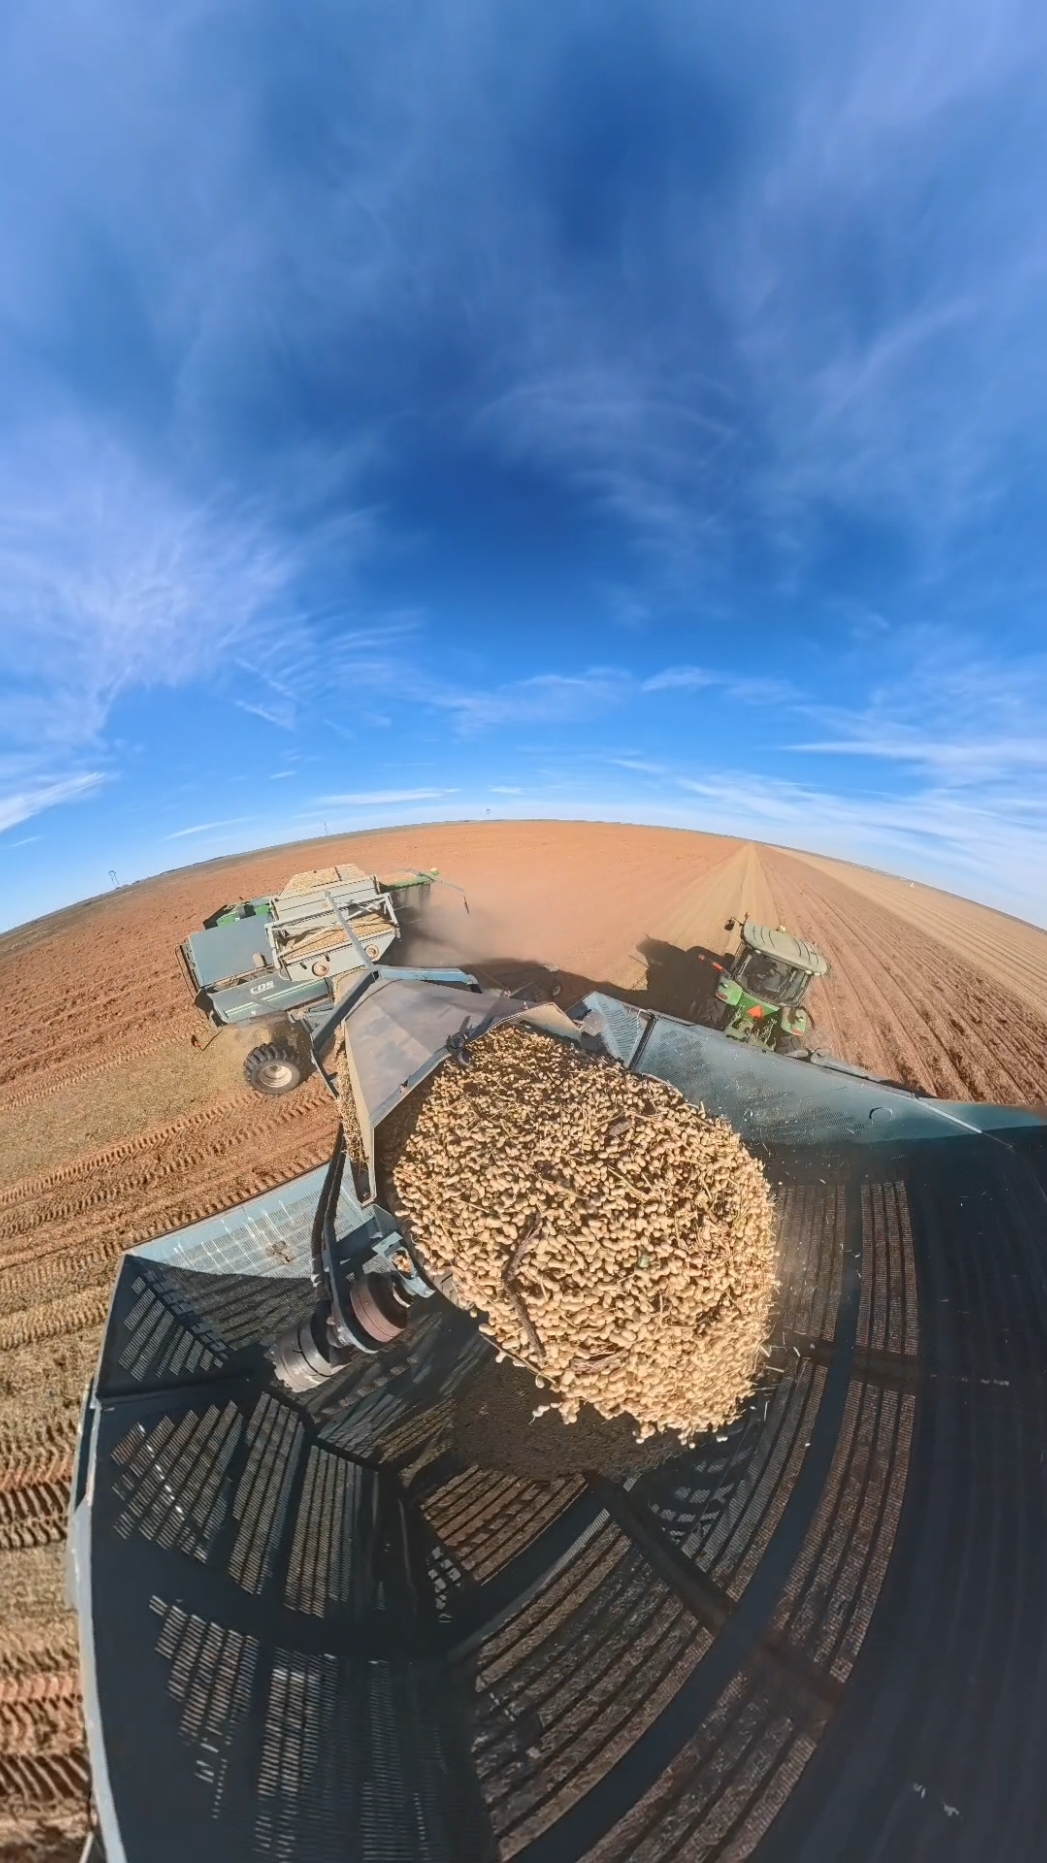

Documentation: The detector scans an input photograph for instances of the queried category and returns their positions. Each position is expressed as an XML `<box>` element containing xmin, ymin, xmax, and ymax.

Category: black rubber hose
<box><xmin>310</xmin><ymin>1125</ymin><xmax>346</xmax><ymax>1292</ymax></box>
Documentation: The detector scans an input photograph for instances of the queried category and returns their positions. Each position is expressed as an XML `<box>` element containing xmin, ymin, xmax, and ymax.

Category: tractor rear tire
<box><xmin>244</xmin><ymin>1040</ymin><xmax>304</xmax><ymax>1096</ymax></box>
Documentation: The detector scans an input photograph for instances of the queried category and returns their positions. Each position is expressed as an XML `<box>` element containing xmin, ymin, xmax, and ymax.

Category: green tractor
<box><xmin>711</xmin><ymin>918</ymin><xmax>829</xmax><ymax>1053</ymax></box>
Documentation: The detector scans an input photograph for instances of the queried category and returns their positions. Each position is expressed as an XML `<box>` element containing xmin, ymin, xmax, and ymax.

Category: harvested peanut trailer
<box><xmin>70</xmin><ymin>977</ymin><xmax>1047</xmax><ymax>1863</ymax></box>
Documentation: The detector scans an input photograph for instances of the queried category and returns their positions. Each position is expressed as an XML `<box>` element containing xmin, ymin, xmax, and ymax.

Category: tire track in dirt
<box><xmin>0</xmin><ymin>1246</ymin><xmax>127</xmax><ymax>1319</ymax></box>
<box><xmin>0</xmin><ymin>1444</ymin><xmax>74</xmax><ymax>1492</ymax></box>
<box><xmin>0</xmin><ymin>1290</ymin><xmax>113</xmax><ymax>1357</ymax></box>
<box><xmin>0</xmin><ymin>1087</ymin><xmax>334</xmax><ymax>1432</ymax></box>
<box><xmin>763</xmin><ymin>850</ymin><xmax>1047</xmax><ymax>1102</ymax></box>
<box><xmin>0</xmin><ymin>1543</ymin><xmax>77</xmax><ymax>1655</ymax></box>
<box><xmin>0</xmin><ymin>1551</ymin><xmax>88</xmax><ymax>1841</ymax></box>
<box><xmin>0</xmin><ymin>1478</ymin><xmax>71</xmax><ymax>1554</ymax></box>
<box><xmin>0</xmin><ymin>1751</ymin><xmax>88</xmax><ymax>1807</ymax></box>
<box><xmin>0</xmin><ymin>1418</ymin><xmax>79</xmax><ymax>1470</ymax></box>
<box><xmin>0</xmin><ymin>1669</ymin><xmax>83</xmax><ymax>1748</ymax></box>
<box><xmin>0</xmin><ymin>1348</ymin><xmax>100</xmax><ymax>1450</ymax></box>
<box><xmin>735</xmin><ymin>842</ymin><xmax>780</xmax><ymax>939</ymax></box>
<box><xmin>0</xmin><ymin>1436</ymin><xmax>78</xmax><ymax>1560</ymax></box>
<box><xmin>0</xmin><ymin>1079</ymin><xmax>335</xmax><ymax>1240</ymax></box>
<box><xmin>0</xmin><ymin>1113</ymin><xmax>335</xmax><ymax>1275</ymax></box>
<box><xmin>0</xmin><ymin>998</ymin><xmax>198</xmax><ymax>1102</ymax></box>
<box><xmin>0</xmin><ymin>1090</ymin><xmax>258</xmax><ymax>1213</ymax></box>
<box><xmin>1</xmin><ymin>1032</ymin><xmax>187</xmax><ymax>1116</ymax></box>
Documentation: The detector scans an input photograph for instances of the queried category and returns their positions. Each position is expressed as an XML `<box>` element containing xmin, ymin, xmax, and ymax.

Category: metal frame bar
<box><xmin>174</xmin><ymin>938</ymin><xmax>204</xmax><ymax>1008</ymax></box>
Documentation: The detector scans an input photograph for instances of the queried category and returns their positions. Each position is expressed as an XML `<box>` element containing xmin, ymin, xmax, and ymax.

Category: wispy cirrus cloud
<box><xmin>791</xmin><ymin>633</ymin><xmax>1047</xmax><ymax>785</ymax></box>
<box><xmin>675</xmin><ymin>767</ymin><xmax>1047</xmax><ymax>921</ymax></box>
<box><xmin>425</xmin><ymin>670</ymin><xmax>631</xmax><ymax>734</ymax></box>
<box><xmin>235</xmin><ymin>700</ymin><xmax>298</xmax><ymax>732</ymax></box>
<box><xmin>642</xmin><ymin>667</ymin><xmax>718</xmax><ymax>693</ymax></box>
<box><xmin>317</xmin><ymin>788</ymin><xmax>457</xmax><ymax>807</ymax></box>
<box><xmin>0</xmin><ymin>771</ymin><xmax>106</xmax><ymax>837</ymax></box>
<box><xmin>305</xmin><ymin>665</ymin><xmax>637</xmax><ymax>737</ymax></box>
<box><xmin>165</xmin><ymin>816</ymin><xmax>252</xmax><ymax>840</ymax></box>
<box><xmin>0</xmin><ymin>426</ymin><xmax>309</xmax><ymax>836</ymax></box>
<box><xmin>324</xmin><ymin>662</ymin><xmax>796</xmax><ymax>741</ymax></box>
<box><xmin>609</xmin><ymin>757</ymin><xmax>669</xmax><ymax>777</ymax></box>
<box><xmin>643</xmin><ymin>667</ymin><xmax>795</xmax><ymax>704</ymax></box>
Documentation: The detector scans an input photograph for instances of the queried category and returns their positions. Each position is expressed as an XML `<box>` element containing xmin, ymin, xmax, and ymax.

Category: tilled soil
<box><xmin>762</xmin><ymin>848</ymin><xmax>1047</xmax><ymax>1103</ymax></box>
<box><xmin>2</xmin><ymin>817</ymin><xmax>1046</xmax><ymax>1851</ymax></box>
<box><xmin>786</xmin><ymin>848</ymin><xmax>1047</xmax><ymax>1023</ymax></box>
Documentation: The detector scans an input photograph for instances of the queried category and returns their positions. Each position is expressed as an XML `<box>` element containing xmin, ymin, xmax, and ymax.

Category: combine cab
<box><xmin>713</xmin><ymin>917</ymin><xmax>829</xmax><ymax>1052</ymax></box>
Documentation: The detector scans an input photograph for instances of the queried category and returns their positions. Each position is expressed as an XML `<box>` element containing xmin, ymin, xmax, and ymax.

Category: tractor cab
<box><xmin>714</xmin><ymin>919</ymin><xmax>829</xmax><ymax>1050</ymax></box>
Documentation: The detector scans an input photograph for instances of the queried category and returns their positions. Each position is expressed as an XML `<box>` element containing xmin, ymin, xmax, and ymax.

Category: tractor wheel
<box><xmin>776</xmin><ymin>1034</ymin><xmax>809</xmax><ymax>1059</ymax></box>
<box><xmin>243</xmin><ymin>1040</ymin><xmax>304</xmax><ymax>1096</ymax></box>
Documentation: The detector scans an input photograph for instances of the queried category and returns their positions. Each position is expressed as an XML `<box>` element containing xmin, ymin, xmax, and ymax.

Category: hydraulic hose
<box><xmin>310</xmin><ymin>1125</ymin><xmax>346</xmax><ymax>1292</ymax></box>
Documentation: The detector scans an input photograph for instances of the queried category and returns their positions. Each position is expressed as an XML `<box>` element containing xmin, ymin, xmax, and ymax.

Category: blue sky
<box><xmin>2</xmin><ymin>0</ymin><xmax>1047</xmax><ymax>931</ymax></box>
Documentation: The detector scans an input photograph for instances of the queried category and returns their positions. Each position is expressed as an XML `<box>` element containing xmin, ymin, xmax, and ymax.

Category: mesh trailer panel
<box><xmin>71</xmin><ymin>1013</ymin><xmax>1047</xmax><ymax>1861</ymax></box>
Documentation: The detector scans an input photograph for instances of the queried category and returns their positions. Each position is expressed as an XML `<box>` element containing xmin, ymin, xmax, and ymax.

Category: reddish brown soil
<box><xmin>760</xmin><ymin>848</ymin><xmax>1047</xmax><ymax>1103</ymax></box>
<box><xmin>1</xmin><ymin>816</ymin><xmax>1046</xmax><ymax>1850</ymax></box>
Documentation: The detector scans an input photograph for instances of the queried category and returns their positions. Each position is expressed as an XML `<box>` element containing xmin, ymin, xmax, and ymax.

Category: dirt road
<box><xmin>2</xmin><ymin>817</ymin><xmax>1046</xmax><ymax>1855</ymax></box>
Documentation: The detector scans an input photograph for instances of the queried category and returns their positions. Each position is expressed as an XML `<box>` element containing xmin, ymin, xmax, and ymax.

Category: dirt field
<box><xmin>2</xmin><ymin>818</ymin><xmax>1046</xmax><ymax>1855</ymax></box>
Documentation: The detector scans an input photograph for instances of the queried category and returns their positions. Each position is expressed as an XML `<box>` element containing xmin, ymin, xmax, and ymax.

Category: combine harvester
<box><xmin>69</xmin><ymin>965</ymin><xmax>1047</xmax><ymax>1861</ymax></box>
<box><xmin>178</xmin><ymin>862</ymin><xmax>469</xmax><ymax>1094</ymax></box>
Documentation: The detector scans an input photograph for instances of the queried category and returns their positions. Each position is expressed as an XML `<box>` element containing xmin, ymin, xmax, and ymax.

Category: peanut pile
<box><xmin>374</xmin><ymin>1023</ymin><xmax>777</xmax><ymax>1443</ymax></box>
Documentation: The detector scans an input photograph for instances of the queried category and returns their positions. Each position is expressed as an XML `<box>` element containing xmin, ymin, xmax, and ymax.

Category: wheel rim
<box><xmin>258</xmin><ymin>1060</ymin><xmax>297</xmax><ymax>1091</ymax></box>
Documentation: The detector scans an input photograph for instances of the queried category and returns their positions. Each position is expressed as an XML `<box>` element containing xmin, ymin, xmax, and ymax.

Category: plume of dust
<box><xmin>404</xmin><ymin>874</ymin><xmax>595</xmax><ymax>973</ymax></box>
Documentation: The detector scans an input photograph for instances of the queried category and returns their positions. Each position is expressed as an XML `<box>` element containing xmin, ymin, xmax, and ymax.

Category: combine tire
<box><xmin>244</xmin><ymin>1041</ymin><xmax>304</xmax><ymax>1096</ymax></box>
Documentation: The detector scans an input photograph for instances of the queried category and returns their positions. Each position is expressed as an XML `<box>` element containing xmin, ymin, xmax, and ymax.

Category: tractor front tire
<box><xmin>244</xmin><ymin>1040</ymin><xmax>304</xmax><ymax>1096</ymax></box>
<box><xmin>776</xmin><ymin>1034</ymin><xmax>809</xmax><ymax>1059</ymax></box>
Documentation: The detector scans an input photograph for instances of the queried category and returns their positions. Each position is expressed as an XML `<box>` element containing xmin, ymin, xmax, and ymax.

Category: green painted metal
<box><xmin>715</xmin><ymin>918</ymin><xmax>829</xmax><ymax>1050</ymax></box>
